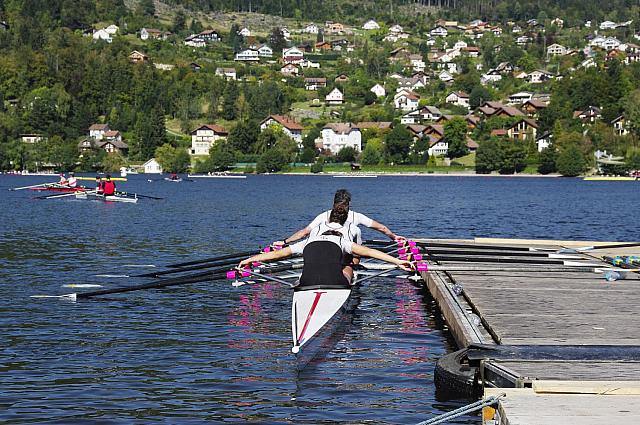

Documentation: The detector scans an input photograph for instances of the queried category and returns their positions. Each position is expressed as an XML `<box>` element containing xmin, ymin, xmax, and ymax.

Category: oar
<box><xmin>418</xmin><ymin>254</ymin><xmax>603</xmax><ymax>267</ymax></box>
<box><xmin>137</xmin><ymin>256</ymin><xmax>303</xmax><ymax>278</ymax></box>
<box><xmin>38</xmin><ymin>190</ymin><xmax>97</xmax><ymax>200</ymax></box>
<box><xmin>166</xmin><ymin>249</ymin><xmax>266</xmax><ymax>268</ymax></box>
<box><xmin>230</xmin><ymin>267</ymin><xmax>296</xmax><ymax>288</ymax></box>
<box><xmin>116</xmin><ymin>191</ymin><xmax>164</xmax><ymax>200</ymax></box>
<box><xmin>9</xmin><ymin>182</ymin><xmax>56</xmax><ymax>191</ymax></box>
<box><xmin>558</xmin><ymin>242</ymin><xmax>640</xmax><ymax>254</ymax></box>
<box><xmin>32</xmin><ymin>261</ymin><xmax>303</xmax><ymax>300</ymax></box>
<box><xmin>364</xmin><ymin>239</ymin><xmax>557</xmax><ymax>252</ymax></box>
<box><xmin>76</xmin><ymin>176</ymin><xmax>128</xmax><ymax>182</ymax></box>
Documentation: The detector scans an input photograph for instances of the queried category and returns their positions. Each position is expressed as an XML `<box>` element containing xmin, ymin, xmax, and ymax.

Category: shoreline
<box><xmin>281</xmin><ymin>171</ymin><xmax>564</xmax><ymax>178</ymax></box>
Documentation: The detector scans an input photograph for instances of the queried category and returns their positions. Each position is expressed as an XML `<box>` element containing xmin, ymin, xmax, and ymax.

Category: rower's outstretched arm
<box><xmin>239</xmin><ymin>247</ymin><xmax>293</xmax><ymax>269</ymax></box>
<box><xmin>352</xmin><ymin>244</ymin><xmax>413</xmax><ymax>271</ymax></box>
<box><xmin>370</xmin><ymin>220</ymin><xmax>405</xmax><ymax>241</ymax></box>
<box><xmin>274</xmin><ymin>227</ymin><xmax>311</xmax><ymax>246</ymax></box>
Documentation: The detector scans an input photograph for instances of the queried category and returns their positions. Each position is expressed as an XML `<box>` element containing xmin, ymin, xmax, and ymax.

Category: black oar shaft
<box><xmin>137</xmin><ymin>260</ymin><xmax>240</xmax><ymax>278</ymax></box>
<box><xmin>167</xmin><ymin>250</ymin><xmax>259</xmax><ymax>268</ymax></box>
<box><xmin>424</xmin><ymin>254</ymin><xmax>572</xmax><ymax>265</ymax></box>
<box><xmin>364</xmin><ymin>240</ymin><xmax>541</xmax><ymax>252</ymax></box>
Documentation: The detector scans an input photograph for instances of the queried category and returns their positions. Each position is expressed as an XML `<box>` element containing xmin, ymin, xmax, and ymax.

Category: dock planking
<box><xmin>414</xmin><ymin>238</ymin><xmax>640</xmax><ymax>423</ymax></box>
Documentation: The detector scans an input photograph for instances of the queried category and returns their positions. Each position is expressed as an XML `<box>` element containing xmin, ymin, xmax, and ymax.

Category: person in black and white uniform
<box><xmin>239</xmin><ymin>204</ymin><xmax>413</xmax><ymax>289</ymax></box>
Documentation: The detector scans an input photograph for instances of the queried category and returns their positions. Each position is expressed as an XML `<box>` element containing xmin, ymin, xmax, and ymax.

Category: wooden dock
<box><xmin>413</xmin><ymin>238</ymin><xmax>640</xmax><ymax>424</ymax></box>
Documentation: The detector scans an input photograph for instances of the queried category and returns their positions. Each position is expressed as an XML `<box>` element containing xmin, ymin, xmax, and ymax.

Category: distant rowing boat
<box><xmin>187</xmin><ymin>174</ymin><xmax>247</xmax><ymax>179</ymax></box>
<box><xmin>30</xmin><ymin>184</ymin><xmax>87</xmax><ymax>193</ymax></box>
<box><xmin>75</xmin><ymin>192</ymin><xmax>138</xmax><ymax>203</ymax></box>
<box><xmin>583</xmin><ymin>176</ymin><xmax>639</xmax><ymax>181</ymax></box>
<box><xmin>333</xmin><ymin>174</ymin><xmax>378</xmax><ymax>178</ymax></box>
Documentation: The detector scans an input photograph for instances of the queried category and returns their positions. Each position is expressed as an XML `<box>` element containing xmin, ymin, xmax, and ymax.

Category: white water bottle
<box><xmin>604</xmin><ymin>271</ymin><xmax>623</xmax><ymax>281</ymax></box>
<box><xmin>452</xmin><ymin>284</ymin><xmax>464</xmax><ymax>296</ymax></box>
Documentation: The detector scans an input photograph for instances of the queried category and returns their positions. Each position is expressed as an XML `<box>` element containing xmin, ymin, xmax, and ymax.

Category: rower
<box><xmin>58</xmin><ymin>173</ymin><xmax>67</xmax><ymax>186</ymax></box>
<box><xmin>170</xmin><ymin>172</ymin><xmax>178</xmax><ymax>181</ymax></box>
<box><xmin>95</xmin><ymin>176</ymin><xmax>103</xmax><ymax>194</ymax></box>
<box><xmin>275</xmin><ymin>189</ymin><xmax>404</xmax><ymax>246</ymax></box>
<box><xmin>240</xmin><ymin>204</ymin><xmax>413</xmax><ymax>288</ymax></box>
<box><xmin>67</xmin><ymin>172</ymin><xmax>77</xmax><ymax>188</ymax></box>
<box><xmin>102</xmin><ymin>175</ymin><xmax>116</xmax><ymax>196</ymax></box>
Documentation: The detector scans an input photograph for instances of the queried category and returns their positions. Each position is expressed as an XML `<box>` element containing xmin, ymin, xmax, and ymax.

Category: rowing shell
<box><xmin>75</xmin><ymin>192</ymin><xmax>138</xmax><ymax>203</ymax></box>
<box><xmin>30</xmin><ymin>185</ymin><xmax>87</xmax><ymax>193</ymax></box>
<box><xmin>291</xmin><ymin>273</ymin><xmax>358</xmax><ymax>364</ymax></box>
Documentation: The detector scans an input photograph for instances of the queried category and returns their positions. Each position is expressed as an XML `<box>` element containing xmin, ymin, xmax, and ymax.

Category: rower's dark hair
<box><xmin>334</xmin><ymin>189</ymin><xmax>351</xmax><ymax>206</ymax></box>
<box><xmin>329</xmin><ymin>203</ymin><xmax>349</xmax><ymax>225</ymax></box>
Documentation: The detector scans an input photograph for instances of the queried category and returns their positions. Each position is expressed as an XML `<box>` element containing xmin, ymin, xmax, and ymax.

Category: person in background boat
<box><xmin>240</xmin><ymin>204</ymin><xmax>414</xmax><ymax>288</ymax></box>
<box><xmin>67</xmin><ymin>172</ymin><xmax>77</xmax><ymax>188</ymax></box>
<box><xmin>95</xmin><ymin>176</ymin><xmax>103</xmax><ymax>194</ymax></box>
<box><xmin>102</xmin><ymin>175</ymin><xmax>116</xmax><ymax>196</ymax></box>
<box><xmin>57</xmin><ymin>173</ymin><xmax>67</xmax><ymax>186</ymax></box>
<box><xmin>170</xmin><ymin>172</ymin><xmax>179</xmax><ymax>181</ymax></box>
<box><xmin>274</xmin><ymin>189</ymin><xmax>405</xmax><ymax>247</ymax></box>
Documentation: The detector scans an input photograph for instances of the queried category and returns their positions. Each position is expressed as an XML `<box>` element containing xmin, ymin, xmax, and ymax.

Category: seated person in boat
<box><xmin>102</xmin><ymin>175</ymin><xmax>116</xmax><ymax>196</ymax></box>
<box><xmin>239</xmin><ymin>204</ymin><xmax>413</xmax><ymax>288</ymax></box>
<box><xmin>95</xmin><ymin>176</ymin><xmax>103</xmax><ymax>194</ymax></box>
<box><xmin>275</xmin><ymin>189</ymin><xmax>404</xmax><ymax>247</ymax></box>
<box><xmin>67</xmin><ymin>172</ymin><xmax>77</xmax><ymax>188</ymax></box>
<box><xmin>57</xmin><ymin>173</ymin><xmax>67</xmax><ymax>186</ymax></box>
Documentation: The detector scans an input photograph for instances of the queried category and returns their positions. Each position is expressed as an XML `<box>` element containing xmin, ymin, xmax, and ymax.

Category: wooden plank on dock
<box><xmin>532</xmin><ymin>380</ymin><xmax>640</xmax><ymax>395</ymax></box>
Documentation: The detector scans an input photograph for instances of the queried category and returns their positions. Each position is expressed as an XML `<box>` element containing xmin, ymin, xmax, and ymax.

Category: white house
<box><xmin>453</xmin><ymin>40</ymin><xmax>468</xmax><ymax>50</ymax></box>
<box><xmin>260</xmin><ymin>115</ymin><xmax>304</xmax><ymax>146</ymax></box>
<box><xmin>370</xmin><ymin>84</ymin><xmax>386</xmax><ymax>98</ymax></box>
<box><xmin>239</xmin><ymin>27</ymin><xmax>251</xmax><ymax>37</ymax></box>
<box><xmin>445</xmin><ymin>91</ymin><xmax>470</xmax><ymax>108</ymax></box>
<box><xmin>325</xmin><ymin>88</ymin><xmax>344</xmax><ymax>105</ymax></box>
<box><xmin>410</xmin><ymin>54</ymin><xmax>426</xmax><ymax>72</ymax></box>
<box><xmin>430</xmin><ymin>26</ymin><xmax>448</xmax><ymax>37</ymax></box>
<box><xmin>184</xmin><ymin>34</ymin><xmax>206</xmax><ymax>48</ymax></box>
<box><xmin>389</xmin><ymin>24</ymin><xmax>404</xmax><ymax>33</ymax></box>
<box><xmin>215</xmin><ymin>67</ymin><xmax>237</xmax><ymax>80</ymax></box>
<box><xmin>190</xmin><ymin>124</ymin><xmax>228</xmax><ymax>155</ymax></box>
<box><xmin>536</xmin><ymin>131</ymin><xmax>552</xmax><ymax>152</ymax></box>
<box><xmin>363</xmin><ymin>19</ymin><xmax>380</xmax><ymax>30</ymax></box>
<box><xmin>528</xmin><ymin>70</ymin><xmax>553</xmax><ymax>84</ymax></box>
<box><xmin>92</xmin><ymin>29</ymin><xmax>112</xmax><ymax>43</ymax></box>
<box><xmin>546</xmin><ymin>43</ymin><xmax>568</xmax><ymax>56</ymax></box>
<box><xmin>105</xmin><ymin>24</ymin><xmax>119</xmax><ymax>35</ymax></box>
<box><xmin>438</xmin><ymin>70</ymin><xmax>454</xmax><ymax>82</ymax></box>
<box><xmin>235</xmin><ymin>49</ymin><xmax>259</xmax><ymax>61</ymax></box>
<box><xmin>600</xmin><ymin>21</ymin><xmax>617</xmax><ymax>30</ymax></box>
<box><xmin>321</xmin><ymin>123</ymin><xmax>362</xmax><ymax>154</ymax></box>
<box><xmin>143</xmin><ymin>158</ymin><xmax>163</xmax><ymax>174</ymax></box>
<box><xmin>393</xmin><ymin>90</ymin><xmax>420</xmax><ymax>111</ymax></box>
<box><xmin>300</xmin><ymin>59</ymin><xmax>320</xmax><ymax>68</ymax></box>
<box><xmin>428</xmin><ymin>138</ymin><xmax>449</xmax><ymax>157</ymax></box>
<box><xmin>280</xmin><ymin>63</ymin><xmax>299</xmax><ymax>76</ymax></box>
<box><xmin>257</xmin><ymin>45</ymin><xmax>273</xmax><ymax>57</ymax></box>
<box><xmin>140</xmin><ymin>28</ymin><xmax>163</xmax><ymax>40</ymax></box>
<box><xmin>508</xmin><ymin>91</ymin><xmax>533</xmax><ymax>104</ymax></box>
<box><xmin>303</xmin><ymin>23</ymin><xmax>319</xmax><ymax>34</ymax></box>
<box><xmin>89</xmin><ymin>123</ymin><xmax>109</xmax><ymax>140</ymax></box>
<box><xmin>281</xmin><ymin>28</ymin><xmax>291</xmax><ymax>39</ymax></box>
<box><xmin>282</xmin><ymin>47</ymin><xmax>304</xmax><ymax>64</ymax></box>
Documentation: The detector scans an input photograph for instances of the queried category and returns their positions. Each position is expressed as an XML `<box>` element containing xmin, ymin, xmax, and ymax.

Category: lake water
<box><xmin>1</xmin><ymin>174</ymin><xmax>639</xmax><ymax>424</ymax></box>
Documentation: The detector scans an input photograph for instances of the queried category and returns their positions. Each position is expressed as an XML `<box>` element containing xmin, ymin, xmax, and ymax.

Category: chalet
<box><xmin>215</xmin><ymin>67</ymin><xmax>237</xmax><ymax>80</ymax></box>
<box><xmin>235</xmin><ymin>49</ymin><xmax>259</xmax><ymax>62</ymax></box>
<box><xmin>397</xmin><ymin>77</ymin><xmax>425</xmax><ymax>92</ymax></box>
<box><xmin>282</xmin><ymin>47</ymin><xmax>304</xmax><ymax>64</ymax></box>
<box><xmin>508</xmin><ymin>91</ymin><xmax>533</xmax><ymax>104</ymax></box>
<box><xmin>612</xmin><ymin>115</ymin><xmax>629</xmax><ymax>136</ymax></box>
<box><xmin>438</xmin><ymin>70</ymin><xmax>454</xmax><ymax>82</ymax></box>
<box><xmin>140</xmin><ymin>28</ymin><xmax>164</xmax><ymax>40</ymax></box>
<box><xmin>389</xmin><ymin>24</ymin><xmax>404</xmax><ymax>33</ymax></box>
<box><xmin>388</xmin><ymin>47</ymin><xmax>411</xmax><ymax>63</ymax></box>
<box><xmin>280</xmin><ymin>63</ymin><xmax>299</xmax><ymax>76</ymax></box>
<box><xmin>325</xmin><ymin>88</ymin><xmax>344</xmax><ymax>105</ymax></box>
<box><xmin>304</xmin><ymin>77</ymin><xmax>327</xmax><ymax>91</ymax></box>
<box><xmin>184</xmin><ymin>34</ymin><xmax>205</xmax><ymax>47</ymax></box>
<box><xmin>600</xmin><ymin>21</ymin><xmax>617</xmax><ymax>30</ymax></box>
<box><xmin>143</xmin><ymin>158</ymin><xmax>163</xmax><ymax>174</ymax></box>
<box><xmin>190</xmin><ymin>124</ymin><xmax>228</xmax><ymax>155</ymax></box>
<box><xmin>494</xmin><ymin>106</ymin><xmax>525</xmax><ymax>118</ymax></box>
<box><xmin>428</xmin><ymin>138</ymin><xmax>449</xmax><ymax>157</ymax></box>
<box><xmin>198</xmin><ymin>30</ymin><xmax>220</xmax><ymax>42</ymax></box>
<box><xmin>462</xmin><ymin>46</ymin><xmax>480</xmax><ymax>57</ymax></box>
<box><xmin>354</xmin><ymin>122</ymin><xmax>393</xmax><ymax>133</ymax></box>
<box><xmin>506</xmin><ymin>119</ymin><xmax>538</xmax><ymax>140</ymax></box>
<box><xmin>325</xmin><ymin>21</ymin><xmax>345</xmax><ymax>34</ymax></box>
<box><xmin>536</xmin><ymin>131</ymin><xmax>553</xmax><ymax>152</ymax></box>
<box><xmin>334</xmin><ymin>74</ymin><xmax>350</xmax><ymax>84</ymax></box>
<box><xmin>190</xmin><ymin>62</ymin><xmax>202</xmax><ymax>71</ymax></box>
<box><xmin>527</xmin><ymin>70</ymin><xmax>553</xmax><ymax>84</ymax></box>
<box><xmin>406</xmin><ymin>124</ymin><xmax>427</xmax><ymax>140</ymax></box>
<box><xmin>92</xmin><ymin>29</ymin><xmax>112</xmax><ymax>43</ymax></box>
<box><xmin>21</xmin><ymin>134</ymin><xmax>44</xmax><ymax>144</ymax></box>
<box><xmin>260</xmin><ymin>115</ymin><xmax>304</xmax><ymax>145</ymax></box>
<box><xmin>466</xmin><ymin>138</ymin><xmax>479</xmax><ymax>152</ymax></box>
<box><xmin>239</xmin><ymin>28</ymin><xmax>251</xmax><ymax>37</ymax></box>
<box><xmin>401</xmin><ymin>106</ymin><xmax>442</xmax><ymax>124</ymax></box>
<box><xmin>521</xmin><ymin>100</ymin><xmax>548</xmax><ymax>117</ymax></box>
<box><xmin>105</xmin><ymin>24</ymin><xmax>119</xmax><ymax>35</ymax></box>
<box><xmin>103</xmin><ymin>130</ymin><xmax>122</xmax><ymax>143</ymax></box>
<box><xmin>281</xmin><ymin>28</ymin><xmax>291</xmax><ymax>39</ymax></box>
<box><xmin>516</xmin><ymin>35</ymin><xmax>531</xmax><ymax>45</ymax></box>
<box><xmin>314</xmin><ymin>41</ymin><xmax>332</xmax><ymax>51</ymax></box>
<box><xmin>300</xmin><ymin>59</ymin><xmax>320</xmax><ymax>69</ymax></box>
<box><xmin>573</xmin><ymin>106</ymin><xmax>602</xmax><ymax>124</ymax></box>
<box><xmin>547</xmin><ymin>43</ymin><xmax>568</xmax><ymax>56</ymax></box>
<box><xmin>303</xmin><ymin>23</ymin><xmax>319</xmax><ymax>34</ymax></box>
<box><xmin>412</xmin><ymin>71</ymin><xmax>429</xmax><ymax>84</ymax></box>
<box><xmin>445</xmin><ymin>91</ymin><xmax>470</xmax><ymax>109</ymax></box>
<box><xmin>129</xmin><ymin>50</ymin><xmax>149</xmax><ymax>63</ymax></box>
<box><xmin>393</xmin><ymin>91</ymin><xmax>420</xmax><ymax>111</ymax></box>
<box><xmin>89</xmin><ymin>124</ymin><xmax>110</xmax><ymax>140</ymax></box>
<box><xmin>370</xmin><ymin>84</ymin><xmax>386</xmax><ymax>98</ymax></box>
<box><xmin>321</xmin><ymin>123</ymin><xmax>361</xmax><ymax>154</ymax></box>
<box><xmin>551</xmin><ymin>18</ymin><xmax>564</xmax><ymax>28</ymax></box>
<box><xmin>466</xmin><ymin>115</ymin><xmax>480</xmax><ymax>130</ymax></box>
<box><xmin>424</xmin><ymin>124</ymin><xmax>445</xmax><ymax>140</ymax></box>
<box><xmin>430</xmin><ymin>25</ymin><xmax>448</xmax><ymax>37</ymax></box>
<box><xmin>257</xmin><ymin>45</ymin><xmax>273</xmax><ymax>57</ymax></box>
<box><xmin>100</xmin><ymin>139</ymin><xmax>128</xmax><ymax>154</ymax></box>
<box><xmin>363</xmin><ymin>19</ymin><xmax>380</xmax><ymax>30</ymax></box>
<box><xmin>401</xmin><ymin>109</ymin><xmax>422</xmax><ymax>124</ymax></box>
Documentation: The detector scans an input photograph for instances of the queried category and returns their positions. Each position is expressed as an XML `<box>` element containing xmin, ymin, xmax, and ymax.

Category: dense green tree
<box><xmin>498</xmin><ymin>140</ymin><xmax>527</xmax><ymax>174</ymax></box>
<box><xmin>359</xmin><ymin>138</ymin><xmax>383</xmax><ymax>165</ymax></box>
<box><xmin>409</xmin><ymin>135</ymin><xmax>429</xmax><ymax>165</ymax></box>
<box><xmin>173</xmin><ymin>11</ymin><xmax>187</xmax><ymax>34</ymax></box>
<box><xmin>625</xmin><ymin>147</ymin><xmax>640</xmax><ymax>170</ymax></box>
<box><xmin>227</xmin><ymin>120</ymin><xmax>258</xmax><ymax>153</ymax></box>
<box><xmin>384</xmin><ymin>125</ymin><xmax>412</xmax><ymax>164</ymax></box>
<box><xmin>155</xmin><ymin>143</ymin><xmax>190</xmax><ymax>173</ymax></box>
<box><xmin>222</xmin><ymin>80</ymin><xmax>239</xmax><ymax>120</ymax></box>
<box><xmin>469</xmin><ymin>86</ymin><xmax>491</xmax><ymax>110</ymax></box>
<box><xmin>256</xmin><ymin>148</ymin><xmax>288</xmax><ymax>173</ymax></box>
<box><xmin>444</xmin><ymin>117</ymin><xmax>468</xmax><ymax>159</ymax></box>
<box><xmin>136</xmin><ymin>0</ymin><xmax>155</xmax><ymax>17</ymax></box>
<box><xmin>336</xmin><ymin>146</ymin><xmax>357</xmax><ymax>162</ymax></box>
<box><xmin>207</xmin><ymin>140</ymin><xmax>236</xmax><ymax>171</ymax></box>
<box><xmin>269</xmin><ymin>28</ymin><xmax>287</xmax><ymax>55</ymax></box>
<box><xmin>538</xmin><ymin>147</ymin><xmax>558</xmax><ymax>174</ymax></box>
<box><xmin>475</xmin><ymin>139</ymin><xmax>501</xmax><ymax>174</ymax></box>
<box><xmin>556</xmin><ymin>144</ymin><xmax>587</xmax><ymax>177</ymax></box>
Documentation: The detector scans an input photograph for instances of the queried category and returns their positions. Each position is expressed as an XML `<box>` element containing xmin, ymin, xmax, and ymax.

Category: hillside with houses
<box><xmin>1</xmin><ymin>0</ymin><xmax>640</xmax><ymax>176</ymax></box>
